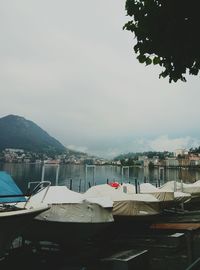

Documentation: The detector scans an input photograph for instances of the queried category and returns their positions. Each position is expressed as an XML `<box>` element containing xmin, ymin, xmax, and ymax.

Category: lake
<box><xmin>1</xmin><ymin>163</ymin><xmax>200</xmax><ymax>192</ymax></box>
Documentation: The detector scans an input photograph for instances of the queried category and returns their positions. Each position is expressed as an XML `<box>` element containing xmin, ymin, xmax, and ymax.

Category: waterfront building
<box><xmin>143</xmin><ymin>159</ymin><xmax>150</xmax><ymax>167</ymax></box>
<box><xmin>178</xmin><ymin>157</ymin><xmax>190</xmax><ymax>167</ymax></box>
<box><xmin>165</xmin><ymin>157</ymin><xmax>179</xmax><ymax>167</ymax></box>
<box><xmin>5</xmin><ymin>148</ymin><xmax>24</xmax><ymax>153</ymax></box>
<box><xmin>189</xmin><ymin>155</ymin><xmax>200</xmax><ymax>166</ymax></box>
<box><xmin>174</xmin><ymin>149</ymin><xmax>188</xmax><ymax>157</ymax></box>
<box><xmin>138</xmin><ymin>156</ymin><xmax>148</xmax><ymax>162</ymax></box>
<box><xmin>152</xmin><ymin>156</ymin><xmax>159</xmax><ymax>165</ymax></box>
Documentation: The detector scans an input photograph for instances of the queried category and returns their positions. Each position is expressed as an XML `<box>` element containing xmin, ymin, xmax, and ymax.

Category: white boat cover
<box><xmin>85</xmin><ymin>196</ymin><xmax>113</xmax><ymax>208</ymax></box>
<box><xmin>120</xmin><ymin>182</ymin><xmax>190</xmax><ymax>205</ymax></box>
<box><xmin>119</xmin><ymin>183</ymin><xmax>174</xmax><ymax>202</ymax></box>
<box><xmin>34</xmin><ymin>201</ymin><xmax>114</xmax><ymax>223</ymax></box>
<box><xmin>28</xmin><ymin>186</ymin><xmax>113</xmax><ymax>208</ymax></box>
<box><xmin>160</xmin><ymin>181</ymin><xmax>182</xmax><ymax>192</ymax></box>
<box><xmin>118</xmin><ymin>183</ymin><xmax>136</xmax><ymax>193</ymax></box>
<box><xmin>193</xmin><ymin>180</ymin><xmax>200</xmax><ymax>186</ymax></box>
<box><xmin>140</xmin><ymin>183</ymin><xmax>174</xmax><ymax>202</ymax></box>
<box><xmin>184</xmin><ymin>180</ymin><xmax>200</xmax><ymax>198</ymax></box>
<box><xmin>182</xmin><ymin>183</ymin><xmax>200</xmax><ymax>195</ymax></box>
<box><xmin>27</xmin><ymin>186</ymin><xmax>114</xmax><ymax>223</ymax></box>
<box><xmin>84</xmin><ymin>184</ymin><xmax>159</xmax><ymax>202</ymax></box>
<box><xmin>84</xmin><ymin>184</ymin><xmax>161</xmax><ymax>216</ymax></box>
<box><xmin>159</xmin><ymin>181</ymin><xmax>191</xmax><ymax>203</ymax></box>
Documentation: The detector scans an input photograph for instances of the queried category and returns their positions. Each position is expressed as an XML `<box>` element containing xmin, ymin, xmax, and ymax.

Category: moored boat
<box><xmin>0</xmin><ymin>171</ymin><xmax>49</xmax><ymax>257</ymax></box>
<box><xmin>84</xmin><ymin>184</ymin><xmax>161</xmax><ymax>220</ymax></box>
<box><xmin>118</xmin><ymin>182</ymin><xmax>191</xmax><ymax>209</ymax></box>
<box><xmin>23</xmin><ymin>185</ymin><xmax>114</xmax><ymax>247</ymax></box>
<box><xmin>160</xmin><ymin>181</ymin><xmax>197</xmax><ymax>209</ymax></box>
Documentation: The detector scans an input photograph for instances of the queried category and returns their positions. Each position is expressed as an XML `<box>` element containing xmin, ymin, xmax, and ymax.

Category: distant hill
<box><xmin>114</xmin><ymin>151</ymin><xmax>173</xmax><ymax>160</ymax></box>
<box><xmin>0</xmin><ymin>115</ymin><xmax>67</xmax><ymax>154</ymax></box>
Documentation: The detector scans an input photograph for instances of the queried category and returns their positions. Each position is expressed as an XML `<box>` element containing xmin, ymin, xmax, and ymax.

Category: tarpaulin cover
<box><xmin>84</xmin><ymin>184</ymin><xmax>161</xmax><ymax>216</ymax></box>
<box><xmin>119</xmin><ymin>183</ymin><xmax>175</xmax><ymax>202</ymax></box>
<box><xmin>159</xmin><ymin>181</ymin><xmax>192</xmax><ymax>203</ymax></box>
<box><xmin>28</xmin><ymin>185</ymin><xmax>113</xmax><ymax>208</ymax></box>
<box><xmin>27</xmin><ymin>185</ymin><xmax>114</xmax><ymax>223</ymax></box>
<box><xmin>0</xmin><ymin>171</ymin><xmax>26</xmax><ymax>203</ymax></box>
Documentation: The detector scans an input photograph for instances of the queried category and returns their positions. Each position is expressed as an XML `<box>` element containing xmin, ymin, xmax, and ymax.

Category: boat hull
<box><xmin>0</xmin><ymin>206</ymin><xmax>48</xmax><ymax>257</ymax></box>
<box><xmin>23</xmin><ymin>219</ymin><xmax>112</xmax><ymax>247</ymax></box>
<box><xmin>23</xmin><ymin>202</ymin><xmax>114</xmax><ymax>247</ymax></box>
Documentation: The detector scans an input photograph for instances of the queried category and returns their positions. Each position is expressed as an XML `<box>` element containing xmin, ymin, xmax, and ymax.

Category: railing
<box><xmin>0</xmin><ymin>181</ymin><xmax>51</xmax><ymax>209</ymax></box>
<box><xmin>25</xmin><ymin>181</ymin><xmax>51</xmax><ymax>206</ymax></box>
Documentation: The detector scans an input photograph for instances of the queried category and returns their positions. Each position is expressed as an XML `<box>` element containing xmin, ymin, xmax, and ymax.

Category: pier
<box><xmin>1</xmin><ymin>219</ymin><xmax>200</xmax><ymax>269</ymax></box>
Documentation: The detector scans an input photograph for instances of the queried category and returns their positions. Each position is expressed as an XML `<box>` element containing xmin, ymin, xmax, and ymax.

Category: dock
<box><xmin>1</xmin><ymin>220</ymin><xmax>200</xmax><ymax>269</ymax></box>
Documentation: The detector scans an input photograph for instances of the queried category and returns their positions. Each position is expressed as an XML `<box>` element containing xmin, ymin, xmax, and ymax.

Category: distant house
<box><xmin>5</xmin><ymin>148</ymin><xmax>24</xmax><ymax>153</ymax></box>
<box><xmin>152</xmin><ymin>156</ymin><xmax>159</xmax><ymax>165</ymax></box>
<box><xmin>189</xmin><ymin>155</ymin><xmax>200</xmax><ymax>166</ymax></box>
<box><xmin>112</xmin><ymin>160</ymin><xmax>121</xmax><ymax>166</ymax></box>
<box><xmin>138</xmin><ymin>156</ymin><xmax>148</xmax><ymax>162</ymax></box>
<box><xmin>165</xmin><ymin>157</ymin><xmax>179</xmax><ymax>167</ymax></box>
<box><xmin>138</xmin><ymin>156</ymin><xmax>148</xmax><ymax>166</ymax></box>
<box><xmin>44</xmin><ymin>159</ymin><xmax>60</xmax><ymax>164</ymax></box>
<box><xmin>174</xmin><ymin>149</ymin><xmax>188</xmax><ymax>157</ymax></box>
<box><xmin>24</xmin><ymin>158</ymin><xmax>31</xmax><ymax>163</ymax></box>
<box><xmin>143</xmin><ymin>159</ymin><xmax>150</xmax><ymax>167</ymax></box>
<box><xmin>178</xmin><ymin>157</ymin><xmax>190</xmax><ymax>167</ymax></box>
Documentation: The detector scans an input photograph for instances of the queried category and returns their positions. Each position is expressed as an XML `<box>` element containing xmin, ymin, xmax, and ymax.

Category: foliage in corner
<box><xmin>123</xmin><ymin>0</ymin><xmax>200</xmax><ymax>82</ymax></box>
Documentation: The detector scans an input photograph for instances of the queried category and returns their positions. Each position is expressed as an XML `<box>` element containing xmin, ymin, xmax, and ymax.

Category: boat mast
<box><xmin>41</xmin><ymin>165</ymin><xmax>45</xmax><ymax>182</ymax></box>
<box><xmin>85</xmin><ymin>164</ymin><xmax>96</xmax><ymax>191</ymax></box>
<box><xmin>55</xmin><ymin>165</ymin><xmax>60</xmax><ymax>186</ymax></box>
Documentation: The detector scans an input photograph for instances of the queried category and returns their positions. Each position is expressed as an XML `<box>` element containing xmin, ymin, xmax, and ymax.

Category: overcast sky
<box><xmin>1</xmin><ymin>0</ymin><xmax>200</xmax><ymax>158</ymax></box>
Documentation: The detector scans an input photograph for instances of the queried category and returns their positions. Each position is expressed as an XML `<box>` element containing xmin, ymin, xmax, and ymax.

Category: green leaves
<box><xmin>153</xmin><ymin>56</ymin><xmax>160</xmax><ymax>65</ymax></box>
<box><xmin>124</xmin><ymin>0</ymin><xmax>200</xmax><ymax>83</ymax></box>
<box><xmin>137</xmin><ymin>54</ymin><xmax>146</xmax><ymax>63</ymax></box>
<box><xmin>137</xmin><ymin>54</ymin><xmax>153</xmax><ymax>66</ymax></box>
<box><xmin>145</xmin><ymin>57</ymin><xmax>152</xmax><ymax>65</ymax></box>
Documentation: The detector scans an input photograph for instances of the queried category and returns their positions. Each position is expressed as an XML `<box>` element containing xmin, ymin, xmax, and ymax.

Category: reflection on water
<box><xmin>1</xmin><ymin>163</ymin><xmax>200</xmax><ymax>192</ymax></box>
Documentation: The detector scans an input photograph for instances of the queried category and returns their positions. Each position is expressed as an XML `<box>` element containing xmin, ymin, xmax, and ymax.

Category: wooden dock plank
<box><xmin>150</xmin><ymin>223</ymin><xmax>200</xmax><ymax>231</ymax></box>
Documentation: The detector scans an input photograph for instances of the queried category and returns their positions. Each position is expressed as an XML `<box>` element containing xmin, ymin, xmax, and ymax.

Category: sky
<box><xmin>0</xmin><ymin>0</ymin><xmax>200</xmax><ymax>158</ymax></box>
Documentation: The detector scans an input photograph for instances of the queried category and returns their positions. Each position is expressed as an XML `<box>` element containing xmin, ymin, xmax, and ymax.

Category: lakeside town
<box><xmin>1</xmin><ymin>147</ymin><xmax>200</xmax><ymax>168</ymax></box>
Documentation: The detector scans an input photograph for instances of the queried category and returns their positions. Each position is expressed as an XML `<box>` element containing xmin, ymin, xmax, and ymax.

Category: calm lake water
<box><xmin>0</xmin><ymin>163</ymin><xmax>200</xmax><ymax>270</ymax></box>
<box><xmin>1</xmin><ymin>163</ymin><xmax>200</xmax><ymax>192</ymax></box>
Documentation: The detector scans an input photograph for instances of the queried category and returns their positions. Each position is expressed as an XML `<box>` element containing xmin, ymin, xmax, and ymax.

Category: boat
<box><xmin>118</xmin><ymin>182</ymin><xmax>191</xmax><ymax>209</ymax></box>
<box><xmin>160</xmin><ymin>181</ymin><xmax>197</xmax><ymax>209</ymax></box>
<box><xmin>115</xmin><ymin>182</ymin><xmax>175</xmax><ymax>209</ymax></box>
<box><xmin>0</xmin><ymin>171</ymin><xmax>49</xmax><ymax>257</ymax></box>
<box><xmin>23</xmin><ymin>185</ymin><xmax>114</xmax><ymax>247</ymax></box>
<box><xmin>84</xmin><ymin>184</ymin><xmax>161</xmax><ymax>220</ymax></box>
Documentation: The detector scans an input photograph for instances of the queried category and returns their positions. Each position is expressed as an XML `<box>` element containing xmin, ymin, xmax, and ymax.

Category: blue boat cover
<box><xmin>0</xmin><ymin>171</ymin><xmax>26</xmax><ymax>203</ymax></box>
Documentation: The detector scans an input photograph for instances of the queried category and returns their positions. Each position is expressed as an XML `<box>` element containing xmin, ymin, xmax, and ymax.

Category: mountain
<box><xmin>0</xmin><ymin>115</ymin><xmax>66</xmax><ymax>154</ymax></box>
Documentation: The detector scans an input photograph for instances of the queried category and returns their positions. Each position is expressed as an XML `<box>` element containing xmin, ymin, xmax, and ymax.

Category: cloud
<box><xmin>0</xmin><ymin>1</ymin><xmax>200</xmax><ymax>159</ymax></box>
<box><xmin>96</xmin><ymin>135</ymin><xmax>200</xmax><ymax>158</ymax></box>
<box><xmin>67</xmin><ymin>145</ymin><xmax>89</xmax><ymax>154</ymax></box>
<box><xmin>147</xmin><ymin>135</ymin><xmax>200</xmax><ymax>152</ymax></box>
